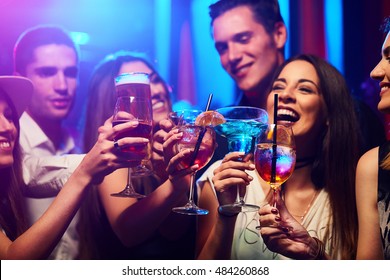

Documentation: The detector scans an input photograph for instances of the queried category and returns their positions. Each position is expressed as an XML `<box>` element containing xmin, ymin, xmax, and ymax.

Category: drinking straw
<box><xmin>190</xmin><ymin>93</ymin><xmax>213</xmax><ymax>165</ymax></box>
<box><xmin>271</xmin><ymin>94</ymin><xmax>278</xmax><ymax>184</ymax></box>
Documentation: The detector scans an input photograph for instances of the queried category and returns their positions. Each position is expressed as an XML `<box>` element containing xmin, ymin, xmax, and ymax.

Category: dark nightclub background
<box><xmin>0</xmin><ymin>0</ymin><xmax>389</xmax><ymax>138</ymax></box>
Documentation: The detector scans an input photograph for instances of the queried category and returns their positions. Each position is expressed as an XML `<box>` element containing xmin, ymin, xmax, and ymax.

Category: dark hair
<box><xmin>273</xmin><ymin>54</ymin><xmax>360</xmax><ymax>259</ymax></box>
<box><xmin>209</xmin><ymin>0</ymin><xmax>284</xmax><ymax>34</ymax></box>
<box><xmin>13</xmin><ymin>24</ymin><xmax>79</xmax><ymax>75</ymax></box>
<box><xmin>0</xmin><ymin>88</ymin><xmax>28</xmax><ymax>240</ymax></box>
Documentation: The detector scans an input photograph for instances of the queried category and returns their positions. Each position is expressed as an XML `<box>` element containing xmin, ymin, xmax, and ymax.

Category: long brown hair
<box><xmin>273</xmin><ymin>54</ymin><xmax>360</xmax><ymax>259</ymax></box>
<box><xmin>0</xmin><ymin>89</ymin><xmax>28</xmax><ymax>240</ymax></box>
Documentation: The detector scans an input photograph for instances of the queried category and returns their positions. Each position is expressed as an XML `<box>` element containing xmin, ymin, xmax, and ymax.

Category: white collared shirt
<box><xmin>19</xmin><ymin>112</ymin><xmax>85</xmax><ymax>260</ymax></box>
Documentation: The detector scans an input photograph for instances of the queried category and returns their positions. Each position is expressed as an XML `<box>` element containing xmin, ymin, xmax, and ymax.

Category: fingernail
<box><xmin>275</xmin><ymin>216</ymin><xmax>281</xmax><ymax>222</ymax></box>
<box><xmin>271</xmin><ymin>208</ymin><xmax>279</xmax><ymax>214</ymax></box>
<box><xmin>248</xmin><ymin>175</ymin><xmax>253</xmax><ymax>181</ymax></box>
<box><xmin>249</xmin><ymin>164</ymin><xmax>255</xmax><ymax>169</ymax></box>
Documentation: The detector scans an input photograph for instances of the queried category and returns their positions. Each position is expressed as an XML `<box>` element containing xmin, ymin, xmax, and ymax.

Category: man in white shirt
<box><xmin>13</xmin><ymin>25</ymin><xmax>84</xmax><ymax>259</ymax></box>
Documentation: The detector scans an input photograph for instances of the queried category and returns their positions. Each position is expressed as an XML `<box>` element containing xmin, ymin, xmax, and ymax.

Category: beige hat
<box><xmin>0</xmin><ymin>76</ymin><xmax>33</xmax><ymax>117</ymax></box>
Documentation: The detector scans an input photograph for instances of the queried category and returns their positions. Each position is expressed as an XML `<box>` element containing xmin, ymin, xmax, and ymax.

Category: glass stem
<box><xmin>187</xmin><ymin>172</ymin><xmax>196</xmax><ymax>205</ymax></box>
<box><xmin>237</xmin><ymin>186</ymin><xmax>245</xmax><ymax>205</ymax></box>
<box><xmin>126</xmin><ymin>167</ymin><xmax>133</xmax><ymax>189</ymax></box>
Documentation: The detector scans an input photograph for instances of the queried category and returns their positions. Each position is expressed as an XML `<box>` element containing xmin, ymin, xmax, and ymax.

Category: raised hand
<box><xmin>151</xmin><ymin>119</ymin><xmax>173</xmax><ymax>181</ymax></box>
<box><xmin>258</xmin><ymin>189</ymin><xmax>322</xmax><ymax>259</ymax></box>
<box><xmin>162</xmin><ymin>125</ymin><xmax>197</xmax><ymax>184</ymax></box>
<box><xmin>80</xmin><ymin>117</ymin><xmax>148</xmax><ymax>185</ymax></box>
<box><xmin>212</xmin><ymin>152</ymin><xmax>254</xmax><ymax>207</ymax></box>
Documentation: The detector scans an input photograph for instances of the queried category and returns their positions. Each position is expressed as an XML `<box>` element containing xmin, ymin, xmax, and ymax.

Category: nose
<box><xmin>227</xmin><ymin>43</ymin><xmax>242</xmax><ymax>65</ymax></box>
<box><xmin>278</xmin><ymin>87</ymin><xmax>296</xmax><ymax>103</ymax></box>
<box><xmin>370</xmin><ymin>61</ymin><xmax>386</xmax><ymax>81</ymax></box>
<box><xmin>53</xmin><ymin>71</ymin><xmax>68</xmax><ymax>94</ymax></box>
<box><xmin>0</xmin><ymin>115</ymin><xmax>13</xmax><ymax>132</ymax></box>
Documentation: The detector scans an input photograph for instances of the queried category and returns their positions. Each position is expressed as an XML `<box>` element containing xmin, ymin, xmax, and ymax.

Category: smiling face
<box><xmin>24</xmin><ymin>44</ymin><xmax>78</xmax><ymax>122</ymax></box>
<box><xmin>0</xmin><ymin>95</ymin><xmax>17</xmax><ymax>168</ymax></box>
<box><xmin>370</xmin><ymin>31</ymin><xmax>390</xmax><ymax>114</ymax></box>
<box><xmin>119</xmin><ymin>61</ymin><xmax>172</xmax><ymax>129</ymax></box>
<box><xmin>212</xmin><ymin>5</ymin><xmax>285</xmax><ymax>97</ymax></box>
<box><xmin>267</xmin><ymin>60</ymin><xmax>327</xmax><ymax>157</ymax></box>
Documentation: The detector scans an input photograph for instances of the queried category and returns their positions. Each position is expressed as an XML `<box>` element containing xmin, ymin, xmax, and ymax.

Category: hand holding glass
<box><xmin>214</xmin><ymin>106</ymin><xmax>268</xmax><ymax>213</ymax></box>
<box><xmin>111</xmin><ymin>73</ymin><xmax>153</xmax><ymax>198</ymax></box>
<box><xmin>169</xmin><ymin>110</ymin><xmax>216</xmax><ymax>215</ymax></box>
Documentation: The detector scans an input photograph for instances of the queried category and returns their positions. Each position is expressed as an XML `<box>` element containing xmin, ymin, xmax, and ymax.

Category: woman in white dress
<box><xmin>196</xmin><ymin>54</ymin><xmax>360</xmax><ymax>260</ymax></box>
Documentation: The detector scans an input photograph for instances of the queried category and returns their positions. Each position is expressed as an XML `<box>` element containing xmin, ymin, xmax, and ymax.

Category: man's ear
<box><xmin>273</xmin><ymin>22</ymin><xmax>287</xmax><ymax>49</ymax></box>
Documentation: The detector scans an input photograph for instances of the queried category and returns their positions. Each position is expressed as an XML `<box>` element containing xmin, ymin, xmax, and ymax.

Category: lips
<box><xmin>379</xmin><ymin>84</ymin><xmax>390</xmax><ymax>97</ymax></box>
<box><xmin>51</xmin><ymin>98</ymin><xmax>71</xmax><ymax>109</ymax></box>
<box><xmin>231</xmin><ymin>63</ymin><xmax>252</xmax><ymax>78</ymax></box>
<box><xmin>152</xmin><ymin>101</ymin><xmax>165</xmax><ymax>111</ymax></box>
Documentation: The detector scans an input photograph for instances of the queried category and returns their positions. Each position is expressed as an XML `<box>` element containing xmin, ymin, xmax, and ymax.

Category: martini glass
<box><xmin>214</xmin><ymin>106</ymin><xmax>268</xmax><ymax>214</ymax></box>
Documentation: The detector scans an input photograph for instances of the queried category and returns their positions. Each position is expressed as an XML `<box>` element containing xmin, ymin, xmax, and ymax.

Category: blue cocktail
<box><xmin>215</xmin><ymin>106</ymin><xmax>268</xmax><ymax>213</ymax></box>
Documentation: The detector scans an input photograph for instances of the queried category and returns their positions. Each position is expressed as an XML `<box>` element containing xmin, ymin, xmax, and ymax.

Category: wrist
<box><xmin>310</xmin><ymin>237</ymin><xmax>326</xmax><ymax>260</ymax></box>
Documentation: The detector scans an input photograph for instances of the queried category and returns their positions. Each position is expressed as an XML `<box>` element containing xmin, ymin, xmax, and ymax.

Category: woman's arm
<box><xmin>196</xmin><ymin>180</ymin><xmax>238</xmax><ymax>259</ymax></box>
<box><xmin>98</xmin><ymin>127</ymin><xmax>197</xmax><ymax>247</ymax></box>
<box><xmin>196</xmin><ymin>152</ymin><xmax>254</xmax><ymax>259</ymax></box>
<box><xmin>0</xmin><ymin>119</ymin><xmax>139</xmax><ymax>259</ymax></box>
<box><xmin>356</xmin><ymin>147</ymin><xmax>384</xmax><ymax>259</ymax></box>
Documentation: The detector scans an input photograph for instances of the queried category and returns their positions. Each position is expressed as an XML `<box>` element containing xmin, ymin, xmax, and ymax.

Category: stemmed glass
<box><xmin>254</xmin><ymin>124</ymin><xmax>296</xmax><ymax>205</ymax></box>
<box><xmin>111</xmin><ymin>73</ymin><xmax>153</xmax><ymax>198</ymax></box>
<box><xmin>214</xmin><ymin>106</ymin><xmax>268</xmax><ymax>214</ymax></box>
<box><xmin>170</xmin><ymin>110</ymin><xmax>217</xmax><ymax>215</ymax></box>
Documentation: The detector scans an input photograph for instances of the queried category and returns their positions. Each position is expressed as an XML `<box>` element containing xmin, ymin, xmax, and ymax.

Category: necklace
<box><xmin>282</xmin><ymin>189</ymin><xmax>319</xmax><ymax>224</ymax></box>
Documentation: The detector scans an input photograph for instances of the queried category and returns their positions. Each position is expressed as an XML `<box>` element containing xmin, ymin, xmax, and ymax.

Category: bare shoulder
<box><xmin>356</xmin><ymin>147</ymin><xmax>379</xmax><ymax>196</ymax></box>
<box><xmin>357</xmin><ymin>147</ymin><xmax>379</xmax><ymax>175</ymax></box>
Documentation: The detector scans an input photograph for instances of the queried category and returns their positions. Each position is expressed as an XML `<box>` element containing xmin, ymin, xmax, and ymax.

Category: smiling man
<box><xmin>13</xmin><ymin>25</ymin><xmax>85</xmax><ymax>259</ymax></box>
<box><xmin>210</xmin><ymin>0</ymin><xmax>286</xmax><ymax>109</ymax></box>
<box><xmin>206</xmin><ymin>0</ymin><xmax>384</xmax><ymax>162</ymax></box>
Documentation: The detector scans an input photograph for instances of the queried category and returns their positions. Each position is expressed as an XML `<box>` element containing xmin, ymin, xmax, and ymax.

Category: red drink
<box><xmin>176</xmin><ymin>125</ymin><xmax>215</xmax><ymax>169</ymax></box>
<box><xmin>113</xmin><ymin>120</ymin><xmax>152</xmax><ymax>161</ymax></box>
<box><xmin>178</xmin><ymin>146</ymin><xmax>214</xmax><ymax>169</ymax></box>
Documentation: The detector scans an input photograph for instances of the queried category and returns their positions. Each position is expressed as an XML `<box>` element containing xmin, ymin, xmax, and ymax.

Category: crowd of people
<box><xmin>0</xmin><ymin>0</ymin><xmax>389</xmax><ymax>260</ymax></box>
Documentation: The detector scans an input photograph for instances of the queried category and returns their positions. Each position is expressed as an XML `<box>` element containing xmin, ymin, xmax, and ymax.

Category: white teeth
<box><xmin>0</xmin><ymin>141</ymin><xmax>11</xmax><ymax>149</ymax></box>
<box><xmin>152</xmin><ymin>102</ymin><xmax>164</xmax><ymax>110</ymax></box>
<box><xmin>277</xmin><ymin>109</ymin><xmax>298</xmax><ymax>119</ymax></box>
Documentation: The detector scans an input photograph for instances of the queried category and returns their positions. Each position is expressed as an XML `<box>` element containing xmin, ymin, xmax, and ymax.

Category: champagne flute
<box><xmin>214</xmin><ymin>106</ymin><xmax>268</xmax><ymax>214</ymax></box>
<box><xmin>172</xmin><ymin>118</ymin><xmax>217</xmax><ymax>215</ymax></box>
<box><xmin>111</xmin><ymin>73</ymin><xmax>153</xmax><ymax>198</ymax></box>
<box><xmin>254</xmin><ymin>124</ymin><xmax>296</xmax><ymax>205</ymax></box>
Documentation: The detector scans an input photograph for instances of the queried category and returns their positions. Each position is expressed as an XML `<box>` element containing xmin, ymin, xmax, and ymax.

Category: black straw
<box><xmin>190</xmin><ymin>93</ymin><xmax>213</xmax><ymax>166</ymax></box>
<box><xmin>271</xmin><ymin>94</ymin><xmax>278</xmax><ymax>183</ymax></box>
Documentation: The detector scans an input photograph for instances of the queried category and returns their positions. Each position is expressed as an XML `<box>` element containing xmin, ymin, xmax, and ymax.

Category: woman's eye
<box><xmin>272</xmin><ymin>85</ymin><xmax>284</xmax><ymax>91</ymax></box>
<box><xmin>298</xmin><ymin>87</ymin><xmax>315</xmax><ymax>94</ymax></box>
